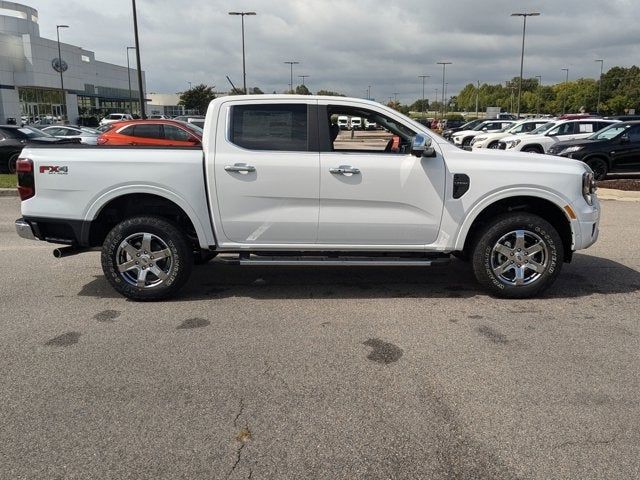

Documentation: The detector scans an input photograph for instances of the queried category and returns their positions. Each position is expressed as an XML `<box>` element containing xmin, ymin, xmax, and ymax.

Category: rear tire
<box><xmin>8</xmin><ymin>153</ymin><xmax>18</xmax><ymax>174</ymax></box>
<box><xmin>101</xmin><ymin>216</ymin><xmax>193</xmax><ymax>300</ymax></box>
<box><xmin>586</xmin><ymin>158</ymin><xmax>608</xmax><ymax>181</ymax></box>
<box><xmin>488</xmin><ymin>141</ymin><xmax>500</xmax><ymax>149</ymax></box>
<box><xmin>471</xmin><ymin>213</ymin><xmax>563</xmax><ymax>298</ymax></box>
<box><xmin>462</xmin><ymin>137</ymin><xmax>472</xmax><ymax>148</ymax></box>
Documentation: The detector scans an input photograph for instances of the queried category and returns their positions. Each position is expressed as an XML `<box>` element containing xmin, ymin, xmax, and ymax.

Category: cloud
<box><xmin>22</xmin><ymin>0</ymin><xmax>640</xmax><ymax>103</ymax></box>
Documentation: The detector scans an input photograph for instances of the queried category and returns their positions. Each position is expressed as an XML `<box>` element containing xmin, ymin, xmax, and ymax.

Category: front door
<box><xmin>317</xmin><ymin>102</ymin><xmax>445</xmax><ymax>245</ymax></box>
<box><xmin>212</xmin><ymin>101</ymin><xmax>320</xmax><ymax>245</ymax></box>
<box><xmin>611</xmin><ymin>125</ymin><xmax>640</xmax><ymax>171</ymax></box>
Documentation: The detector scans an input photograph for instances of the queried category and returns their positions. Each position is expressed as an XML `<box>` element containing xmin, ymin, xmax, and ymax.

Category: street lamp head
<box><xmin>511</xmin><ymin>12</ymin><xmax>540</xmax><ymax>16</ymax></box>
<box><xmin>229</xmin><ymin>11</ymin><xmax>256</xmax><ymax>15</ymax></box>
<box><xmin>57</xmin><ymin>24</ymin><xmax>69</xmax><ymax>29</ymax></box>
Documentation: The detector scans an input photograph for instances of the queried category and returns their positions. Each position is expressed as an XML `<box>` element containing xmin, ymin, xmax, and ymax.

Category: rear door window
<box><xmin>230</xmin><ymin>104</ymin><xmax>308</xmax><ymax>151</ymax></box>
<box><xmin>132</xmin><ymin>124</ymin><xmax>162</xmax><ymax>139</ymax></box>
<box><xmin>163</xmin><ymin>124</ymin><xmax>191</xmax><ymax>141</ymax></box>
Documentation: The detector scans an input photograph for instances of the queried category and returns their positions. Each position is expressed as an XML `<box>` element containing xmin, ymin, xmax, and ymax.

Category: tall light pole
<box><xmin>434</xmin><ymin>88</ymin><xmax>438</xmax><ymax>113</ymax></box>
<box><xmin>284</xmin><ymin>61</ymin><xmax>300</xmax><ymax>92</ymax></box>
<box><xmin>437</xmin><ymin>61</ymin><xmax>451</xmax><ymax>118</ymax></box>
<box><xmin>595</xmin><ymin>59</ymin><xmax>604</xmax><ymax>113</ymax></box>
<box><xmin>228</xmin><ymin>11</ymin><xmax>256</xmax><ymax>94</ymax></box>
<box><xmin>298</xmin><ymin>75</ymin><xmax>309</xmax><ymax>87</ymax></box>
<box><xmin>562</xmin><ymin>68</ymin><xmax>569</xmax><ymax>114</ymax></box>
<box><xmin>56</xmin><ymin>25</ymin><xmax>69</xmax><ymax>122</ymax></box>
<box><xmin>367</xmin><ymin>85</ymin><xmax>371</xmax><ymax>100</ymax></box>
<box><xmin>393</xmin><ymin>92</ymin><xmax>399</xmax><ymax>103</ymax></box>
<box><xmin>132</xmin><ymin>0</ymin><xmax>146</xmax><ymax>118</ymax></box>
<box><xmin>535</xmin><ymin>75</ymin><xmax>542</xmax><ymax>115</ymax></box>
<box><xmin>511</xmin><ymin>12</ymin><xmax>540</xmax><ymax>117</ymax></box>
<box><xmin>476</xmin><ymin>80</ymin><xmax>480</xmax><ymax>118</ymax></box>
<box><xmin>126</xmin><ymin>46</ymin><xmax>135</xmax><ymax>114</ymax></box>
<box><xmin>444</xmin><ymin>83</ymin><xmax>448</xmax><ymax>115</ymax></box>
<box><xmin>418</xmin><ymin>75</ymin><xmax>430</xmax><ymax>117</ymax></box>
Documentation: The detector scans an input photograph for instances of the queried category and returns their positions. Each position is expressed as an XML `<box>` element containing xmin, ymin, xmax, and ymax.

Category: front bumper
<box><xmin>572</xmin><ymin>197</ymin><xmax>600</xmax><ymax>250</ymax></box>
<box><xmin>15</xmin><ymin>218</ymin><xmax>36</xmax><ymax>240</ymax></box>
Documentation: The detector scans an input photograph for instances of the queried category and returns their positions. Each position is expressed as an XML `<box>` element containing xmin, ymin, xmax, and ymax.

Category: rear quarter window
<box><xmin>132</xmin><ymin>124</ymin><xmax>162</xmax><ymax>139</ymax></box>
<box><xmin>230</xmin><ymin>104</ymin><xmax>308</xmax><ymax>151</ymax></box>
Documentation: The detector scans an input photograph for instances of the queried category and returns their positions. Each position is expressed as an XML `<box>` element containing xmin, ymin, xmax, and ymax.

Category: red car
<box><xmin>97</xmin><ymin>119</ymin><xmax>202</xmax><ymax>146</ymax></box>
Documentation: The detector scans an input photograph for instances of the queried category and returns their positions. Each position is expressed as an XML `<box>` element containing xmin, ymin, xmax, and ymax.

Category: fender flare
<box><xmin>83</xmin><ymin>184</ymin><xmax>215</xmax><ymax>248</ymax></box>
<box><xmin>453</xmin><ymin>187</ymin><xmax>577</xmax><ymax>251</ymax></box>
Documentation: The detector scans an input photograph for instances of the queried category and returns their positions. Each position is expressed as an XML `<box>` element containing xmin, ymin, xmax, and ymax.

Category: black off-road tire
<box><xmin>101</xmin><ymin>216</ymin><xmax>193</xmax><ymax>301</ymax></box>
<box><xmin>471</xmin><ymin>213</ymin><xmax>564</xmax><ymax>299</ymax></box>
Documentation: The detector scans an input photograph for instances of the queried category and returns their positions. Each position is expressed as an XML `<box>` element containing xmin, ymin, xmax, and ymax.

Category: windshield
<box><xmin>589</xmin><ymin>124</ymin><xmax>630</xmax><ymax>140</ymax></box>
<box><xmin>16</xmin><ymin>126</ymin><xmax>53</xmax><ymax>138</ymax></box>
<box><xmin>460</xmin><ymin>119</ymin><xmax>481</xmax><ymax>130</ymax></box>
<box><xmin>80</xmin><ymin>127</ymin><xmax>99</xmax><ymax>135</ymax></box>
<box><xmin>108</xmin><ymin>114</ymin><xmax>123</xmax><ymax>119</ymax></box>
<box><xmin>529</xmin><ymin>122</ymin><xmax>556</xmax><ymax>135</ymax></box>
<box><xmin>472</xmin><ymin>122</ymin><xmax>490</xmax><ymax>131</ymax></box>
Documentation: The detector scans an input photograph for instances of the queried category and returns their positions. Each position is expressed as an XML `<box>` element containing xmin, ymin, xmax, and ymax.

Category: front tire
<box><xmin>471</xmin><ymin>213</ymin><xmax>563</xmax><ymax>298</ymax></box>
<box><xmin>586</xmin><ymin>158</ymin><xmax>608</xmax><ymax>181</ymax></box>
<box><xmin>101</xmin><ymin>216</ymin><xmax>193</xmax><ymax>300</ymax></box>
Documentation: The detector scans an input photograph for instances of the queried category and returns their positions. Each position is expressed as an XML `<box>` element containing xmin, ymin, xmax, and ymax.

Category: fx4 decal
<box><xmin>40</xmin><ymin>166</ymin><xmax>68</xmax><ymax>174</ymax></box>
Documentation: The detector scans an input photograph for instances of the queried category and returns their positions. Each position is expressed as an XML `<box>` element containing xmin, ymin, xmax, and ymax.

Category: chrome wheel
<box><xmin>488</xmin><ymin>142</ymin><xmax>500</xmax><ymax>149</ymax></box>
<box><xmin>116</xmin><ymin>232</ymin><xmax>173</xmax><ymax>288</ymax></box>
<box><xmin>490</xmin><ymin>229</ymin><xmax>549</xmax><ymax>286</ymax></box>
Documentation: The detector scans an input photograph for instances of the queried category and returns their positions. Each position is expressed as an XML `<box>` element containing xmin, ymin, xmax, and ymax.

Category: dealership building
<box><xmin>0</xmin><ymin>1</ymin><xmax>146</xmax><ymax>125</ymax></box>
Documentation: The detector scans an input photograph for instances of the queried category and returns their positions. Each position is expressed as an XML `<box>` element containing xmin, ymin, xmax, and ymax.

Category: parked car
<box><xmin>451</xmin><ymin>120</ymin><xmax>515</xmax><ymax>149</ymax></box>
<box><xmin>498</xmin><ymin>119</ymin><xmax>619</xmax><ymax>153</ymax></box>
<box><xmin>547</xmin><ymin>121</ymin><xmax>640</xmax><ymax>180</ymax></box>
<box><xmin>350</xmin><ymin>117</ymin><xmax>363</xmax><ymax>130</ymax></box>
<box><xmin>96</xmin><ymin>119</ymin><xmax>202</xmax><ymax>146</ymax></box>
<box><xmin>441</xmin><ymin>118</ymin><xmax>483</xmax><ymax>140</ymax></box>
<box><xmin>16</xmin><ymin>95</ymin><xmax>600</xmax><ymax>300</ymax></box>
<box><xmin>0</xmin><ymin>125</ymin><xmax>79</xmax><ymax>173</ymax></box>
<box><xmin>41</xmin><ymin>125</ymin><xmax>100</xmax><ymax>145</ymax></box>
<box><xmin>337</xmin><ymin>115</ymin><xmax>349</xmax><ymax>130</ymax></box>
<box><xmin>99</xmin><ymin>113</ymin><xmax>133</xmax><ymax>126</ymax></box>
<box><xmin>149</xmin><ymin>114</ymin><xmax>171</xmax><ymax>119</ymax></box>
<box><xmin>471</xmin><ymin>119</ymin><xmax>550</xmax><ymax>150</ymax></box>
<box><xmin>364</xmin><ymin>119</ymin><xmax>378</xmax><ymax>130</ymax></box>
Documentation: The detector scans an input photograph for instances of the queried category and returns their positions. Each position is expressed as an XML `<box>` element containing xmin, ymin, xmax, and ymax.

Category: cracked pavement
<box><xmin>1</xmin><ymin>197</ymin><xmax>639</xmax><ymax>479</ymax></box>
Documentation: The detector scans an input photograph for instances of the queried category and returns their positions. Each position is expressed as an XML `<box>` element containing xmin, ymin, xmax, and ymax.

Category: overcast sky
<box><xmin>22</xmin><ymin>0</ymin><xmax>640</xmax><ymax>103</ymax></box>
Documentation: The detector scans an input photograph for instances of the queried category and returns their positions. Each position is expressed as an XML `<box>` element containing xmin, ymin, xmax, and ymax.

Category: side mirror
<box><xmin>620</xmin><ymin>134</ymin><xmax>630</xmax><ymax>144</ymax></box>
<box><xmin>482</xmin><ymin>127</ymin><xmax>488</xmax><ymax>132</ymax></box>
<box><xmin>411</xmin><ymin>134</ymin><xmax>436</xmax><ymax>158</ymax></box>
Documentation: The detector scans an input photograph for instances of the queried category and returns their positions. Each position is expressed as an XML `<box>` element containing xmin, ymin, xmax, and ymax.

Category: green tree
<box><xmin>295</xmin><ymin>84</ymin><xmax>311</xmax><ymax>95</ymax></box>
<box><xmin>316</xmin><ymin>89</ymin><xmax>345</xmax><ymax>96</ymax></box>
<box><xmin>179</xmin><ymin>84</ymin><xmax>216</xmax><ymax>114</ymax></box>
<box><xmin>409</xmin><ymin>99</ymin><xmax>429</xmax><ymax>112</ymax></box>
<box><xmin>249</xmin><ymin>87</ymin><xmax>264</xmax><ymax>94</ymax></box>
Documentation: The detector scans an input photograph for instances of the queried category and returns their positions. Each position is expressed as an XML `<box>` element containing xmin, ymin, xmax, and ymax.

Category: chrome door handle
<box><xmin>225</xmin><ymin>163</ymin><xmax>256</xmax><ymax>173</ymax></box>
<box><xmin>329</xmin><ymin>165</ymin><xmax>360</xmax><ymax>175</ymax></box>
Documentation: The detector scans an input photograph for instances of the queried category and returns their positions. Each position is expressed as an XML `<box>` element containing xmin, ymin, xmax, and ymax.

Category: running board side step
<box><xmin>218</xmin><ymin>254</ymin><xmax>450</xmax><ymax>267</ymax></box>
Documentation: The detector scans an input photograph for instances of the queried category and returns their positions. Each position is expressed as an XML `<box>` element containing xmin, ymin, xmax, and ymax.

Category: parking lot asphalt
<box><xmin>1</xmin><ymin>197</ymin><xmax>639</xmax><ymax>479</ymax></box>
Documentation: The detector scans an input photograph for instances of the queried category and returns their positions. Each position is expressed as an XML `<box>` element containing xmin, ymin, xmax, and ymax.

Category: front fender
<box><xmin>453</xmin><ymin>187</ymin><xmax>577</xmax><ymax>251</ymax></box>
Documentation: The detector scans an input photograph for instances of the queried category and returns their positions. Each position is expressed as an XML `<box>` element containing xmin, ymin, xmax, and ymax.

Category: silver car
<box><xmin>41</xmin><ymin>125</ymin><xmax>100</xmax><ymax>145</ymax></box>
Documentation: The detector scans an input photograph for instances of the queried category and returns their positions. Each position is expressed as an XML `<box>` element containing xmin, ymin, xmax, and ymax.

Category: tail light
<box><xmin>97</xmin><ymin>135</ymin><xmax>108</xmax><ymax>145</ymax></box>
<box><xmin>16</xmin><ymin>158</ymin><xmax>35</xmax><ymax>201</ymax></box>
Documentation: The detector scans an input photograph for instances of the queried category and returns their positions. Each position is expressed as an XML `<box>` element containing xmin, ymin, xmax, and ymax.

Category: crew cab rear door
<box><xmin>211</xmin><ymin>99</ymin><xmax>320</xmax><ymax>244</ymax></box>
<box><xmin>316</xmin><ymin>101</ymin><xmax>445</xmax><ymax>245</ymax></box>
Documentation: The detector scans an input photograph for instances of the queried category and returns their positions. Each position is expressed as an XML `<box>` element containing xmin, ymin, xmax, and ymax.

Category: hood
<box><xmin>442</xmin><ymin>143</ymin><xmax>588</xmax><ymax>175</ymax></box>
<box><xmin>550</xmin><ymin>138</ymin><xmax>602</xmax><ymax>149</ymax></box>
<box><xmin>452</xmin><ymin>129</ymin><xmax>478</xmax><ymax>137</ymax></box>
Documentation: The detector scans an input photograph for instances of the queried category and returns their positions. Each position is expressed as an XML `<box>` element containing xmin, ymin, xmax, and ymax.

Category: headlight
<box><xmin>560</xmin><ymin>146</ymin><xmax>583</xmax><ymax>154</ymax></box>
<box><xmin>505</xmin><ymin>139</ymin><xmax>521</xmax><ymax>149</ymax></box>
<box><xmin>582</xmin><ymin>171</ymin><xmax>597</xmax><ymax>205</ymax></box>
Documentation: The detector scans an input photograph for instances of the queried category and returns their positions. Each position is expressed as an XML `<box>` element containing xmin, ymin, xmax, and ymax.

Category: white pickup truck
<box><xmin>15</xmin><ymin>95</ymin><xmax>600</xmax><ymax>300</ymax></box>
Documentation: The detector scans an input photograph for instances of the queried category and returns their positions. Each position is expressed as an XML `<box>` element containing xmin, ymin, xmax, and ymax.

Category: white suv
<box><xmin>451</xmin><ymin>120</ymin><xmax>515</xmax><ymax>149</ymax></box>
<box><xmin>471</xmin><ymin>119</ymin><xmax>549</xmax><ymax>150</ymax></box>
<box><xmin>100</xmin><ymin>113</ymin><xmax>133</xmax><ymax>126</ymax></box>
<box><xmin>499</xmin><ymin>119</ymin><xmax>619</xmax><ymax>153</ymax></box>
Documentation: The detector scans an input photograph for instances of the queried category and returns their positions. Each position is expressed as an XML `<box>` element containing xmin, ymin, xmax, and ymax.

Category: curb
<box><xmin>0</xmin><ymin>188</ymin><xmax>17</xmax><ymax>197</ymax></box>
<box><xmin>597</xmin><ymin>188</ymin><xmax>640</xmax><ymax>202</ymax></box>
